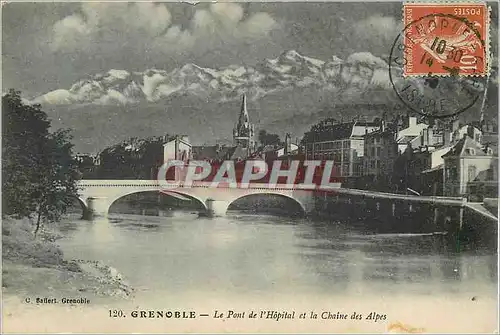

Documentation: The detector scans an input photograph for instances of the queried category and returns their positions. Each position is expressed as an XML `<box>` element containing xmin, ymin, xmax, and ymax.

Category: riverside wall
<box><xmin>311</xmin><ymin>191</ymin><xmax>498</xmax><ymax>249</ymax></box>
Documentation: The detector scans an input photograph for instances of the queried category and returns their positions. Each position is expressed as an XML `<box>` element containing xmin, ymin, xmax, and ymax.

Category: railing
<box><xmin>76</xmin><ymin>180</ymin><xmax>341</xmax><ymax>191</ymax></box>
<box><xmin>77</xmin><ymin>179</ymin><xmax>466</xmax><ymax>205</ymax></box>
<box><xmin>333</xmin><ymin>187</ymin><xmax>466</xmax><ymax>205</ymax></box>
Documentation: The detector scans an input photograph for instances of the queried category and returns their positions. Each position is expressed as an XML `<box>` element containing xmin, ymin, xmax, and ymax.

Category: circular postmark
<box><xmin>389</xmin><ymin>12</ymin><xmax>489</xmax><ymax>119</ymax></box>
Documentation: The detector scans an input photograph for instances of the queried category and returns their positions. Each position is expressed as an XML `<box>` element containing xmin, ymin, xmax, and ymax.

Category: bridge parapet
<box><xmin>77</xmin><ymin>180</ymin><xmax>319</xmax><ymax>219</ymax></box>
<box><xmin>77</xmin><ymin>180</ymin><xmax>469</xmax><ymax>221</ymax></box>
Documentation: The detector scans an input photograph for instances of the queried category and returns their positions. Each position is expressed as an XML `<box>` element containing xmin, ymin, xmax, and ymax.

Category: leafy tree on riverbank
<box><xmin>258</xmin><ymin>130</ymin><xmax>283</xmax><ymax>150</ymax></box>
<box><xmin>95</xmin><ymin>136</ymin><xmax>166</xmax><ymax>179</ymax></box>
<box><xmin>2</xmin><ymin>89</ymin><xmax>79</xmax><ymax>233</ymax></box>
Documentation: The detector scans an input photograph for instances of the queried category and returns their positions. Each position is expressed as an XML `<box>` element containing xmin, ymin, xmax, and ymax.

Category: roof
<box><xmin>422</xmin><ymin>164</ymin><xmax>444</xmax><ymax>174</ymax></box>
<box><xmin>192</xmin><ymin>145</ymin><xmax>234</xmax><ymax>160</ymax></box>
<box><xmin>397</xmin><ymin>135</ymin><xmax>417</xmax><ymax>144</ymax></box>
<box><xmin>409</xmin><ymin>134</ymin><xmax>422</xmax><ymax>147</ymax></box>
<box><xmin>364</xmin><ymin>126</ymin><xmax>395</xmax><ymax>138</ymax></box>
<box><xmin>229</xmin><ymin>146</ymin><xmax>249</xmax><ymax>160</ymax></box>
<box><xmin>442</xmin><ymin>135</ymin><xmax>489</xmax><ymax>158</ymax></box>
<box><xmin>192</xmin><ymin>145</ymin><xmax>250</xmax><ymax>161</ymax></box>
<box><xmin>262</xmin><ymin>144</ymin><xmax>279</xmax><ymax>153</ymax></box>
<box><xmin>303</xmin><ymin>122</ymin><xmax>355</xmax><ymax>143</ymax></box>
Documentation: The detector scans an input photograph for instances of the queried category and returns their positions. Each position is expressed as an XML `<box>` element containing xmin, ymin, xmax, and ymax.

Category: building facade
<box><xmin>163</xmin><ymin>135</ymin><xmax>192</xmax><ymax>162</ymax></box>
<box><xmin>303</xmin><ymin>119</ymin><xmax>379</xmax><ymax>177</ymax></box>
<box><xmin>363</xmin><ymin>122</ymin><xmax>398</xmax><ymax>178</ymax></box>
<box><xmin>442</xmin><ymin>135</ymin><xmax>498</xmax><ymax>198</ymax></box>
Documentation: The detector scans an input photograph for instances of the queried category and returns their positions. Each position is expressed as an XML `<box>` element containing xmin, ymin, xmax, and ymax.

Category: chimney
<box><xmin>443</xmin><ymin>127</ymin><xmax>451</xmax><ymax>146</ymax></box>
<box><xmin>422</xmin><ymin>128</ymin><xmax>428</xmax><ymax>146</ymax></box>
<box><xmin>174</xmin><ymin>135</ymin><xmax>179</xmax><ymax>160</ymax></box>
<box><xmin>408</xmin><ymin>116</ymin><xmax>417</xmax><ymax>128</ymax></box>
<box><xmin>466</xmin><ymin>125</ymin><xmax>474</xmax><ymax>139</ymax></box>
<box><xmin>381</xmin><ymin>112</ymin><xmax>387</xmax><ymax>132</ymax></box>
<box><xmin>285</xmin><ymin>133</ymin><xmax>292</xmax><ymax>155</ymax></box>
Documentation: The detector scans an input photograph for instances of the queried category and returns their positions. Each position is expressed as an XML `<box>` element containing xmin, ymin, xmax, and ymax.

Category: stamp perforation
<box><xmin>401</xmin><ymin>2</ymin><xmax>490</xmax><ymax>78</ymax></box>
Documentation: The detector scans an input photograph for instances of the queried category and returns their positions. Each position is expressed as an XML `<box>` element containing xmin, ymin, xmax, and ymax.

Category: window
<box><xmin>334</xmin><ymin>164</ymin><xmax>341</xmax><ymax>175</ymax></box>
<box><xmin>376</xmin><ymin>147</ymin><xmax>381</xmax><ymax>157</ymax></box>
<box><xmin>450</xmin><ymin>167</ymin><xmax>457</xmax><ymax>179</ymax></box>
<box><xmin>468</xmin><ymin>165</ymin><xmax>477</xmax><ymax>181</ymax></box>
<box><xmin>343</xmin><ymin>164</ymin><xmax>349</xmax><ymax>175</ymax></box>
<box><xmin>371</xmin><ymin>147</ymin><xmax>375</xmax><ymax>156</ymax></box>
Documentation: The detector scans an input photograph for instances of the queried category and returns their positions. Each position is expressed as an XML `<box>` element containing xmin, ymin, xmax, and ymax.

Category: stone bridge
<box><xmin>76</xmin><ymin>180</ymin><xmax>328</xmax><ymax>219</ymax></box>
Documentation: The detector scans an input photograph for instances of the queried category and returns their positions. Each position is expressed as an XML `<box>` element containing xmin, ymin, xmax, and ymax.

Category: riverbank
<box><xmin>2</xmin><ymin>217</ymin><xmax>134</xmax><ymax>302</ymax></box>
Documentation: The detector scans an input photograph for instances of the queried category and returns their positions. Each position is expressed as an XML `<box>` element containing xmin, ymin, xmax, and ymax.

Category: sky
<box><xmin>2</xmin><ymin>2</ymin><xmax>413</xmax><ymax>98</ymax></box>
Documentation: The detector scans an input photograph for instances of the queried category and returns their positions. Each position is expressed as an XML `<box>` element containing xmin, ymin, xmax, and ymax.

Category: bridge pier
<box><xmin>205</xmin><ymin>199</ymin><xmax>230</xmax><ymax>217</ymax></box>
<box><xmin>84</xmin><ymin>197</ymin><xmax>110</xmax><ymax>220</ymax></box>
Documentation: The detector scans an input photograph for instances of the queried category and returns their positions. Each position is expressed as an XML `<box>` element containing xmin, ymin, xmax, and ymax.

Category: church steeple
<box><xmin>233</xmin><ymin>94</ymin><xmax>255</xmax><ymax>151</ymax></box>
<box><xmin>238</xmin><ymin>94</ymin><xmax>249</xmax><ymax>130</ymax></box>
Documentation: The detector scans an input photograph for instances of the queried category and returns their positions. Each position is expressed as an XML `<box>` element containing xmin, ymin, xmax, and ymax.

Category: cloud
<box><xmin>34</xmin><ymin>89</ymin><xmax>73</xmax><ymax>104</ymax></box>
<box><xmin>346</xmin><ymin>52</ymin><xmax>389</xmax><ymax>68</ymax></box>
<box><xmin>351</xmin><ymin>15</ymin><xmax>402</xmax><ymax>54</ymax></box>
<box><xmin>49</xmin><ymin>3</ymin><xmax>279</xmax><ymax>56</ymax></box>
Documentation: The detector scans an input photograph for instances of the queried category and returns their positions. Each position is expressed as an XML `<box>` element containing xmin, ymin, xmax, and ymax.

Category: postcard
<box><xmin>1</xmin><ymin>1</ymin><xmax>498</xmax><ymax>333</ymax></box>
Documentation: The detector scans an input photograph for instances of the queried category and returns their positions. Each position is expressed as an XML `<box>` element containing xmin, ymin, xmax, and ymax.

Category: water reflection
<box><xmin>56</xmin><ymin>212</ymin><xmax>497</xmax><ymax>299</ymax></box>
<box><xmin>300</xmin><ymin>220</ymin><xmax>497</xmax><ymax>295</ymax></box>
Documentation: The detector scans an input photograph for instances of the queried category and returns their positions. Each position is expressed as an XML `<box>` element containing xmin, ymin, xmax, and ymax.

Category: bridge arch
<box><xmin>164</xmin><ymin>190</ymin><xmax>209</xmax><ymax>210</ymax></box>
<box><xmin>226</xmin><ymin>192</ymin><xmax>307</xmax><ymax>216</ymax></box>
<box><xmin>66</xmin><ymin>197</ymin><xmax>90</xmax><ymax>219</ymax></box>
<box><xmin>75</xmin><ymin>197</ymin><xmax>88</xmax><ymax>211</ymax></box>
<box><xmin>107</xmin><ymin>189</ymin><xmax>208</xmax><ymax>214</ymax></box>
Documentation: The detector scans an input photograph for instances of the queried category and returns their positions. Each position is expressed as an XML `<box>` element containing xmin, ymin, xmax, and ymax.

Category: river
<box><xmin>55</xmin><ymin>208</ymin><xmax>498</xmax><ymax>302</ymax></box>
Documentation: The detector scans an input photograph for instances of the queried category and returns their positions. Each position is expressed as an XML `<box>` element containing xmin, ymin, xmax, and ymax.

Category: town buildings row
<box><xmin>76</xmin><ymin>94</ymin><xmax>498</xmax><ymax>199</ymax></box>
<box><xmin>301</xmin><ymin>114</ymin><xmax>498</xmax><ymax>199</ymax></box>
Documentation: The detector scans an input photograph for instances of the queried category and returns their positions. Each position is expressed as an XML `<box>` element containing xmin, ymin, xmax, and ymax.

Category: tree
<box><xmin>258</xmin><ymin>130</ymin><xmax>283</xmax><ymax>148</ymax></box>
<box><xmin>95</xmin><ymin>136</ymin><xmax>166</xmax><ymax>179</ymax></box>
<box><xmin>2</xmin><ymin>89</ymin><xmax>79</xmax><ymax>233</ymax></box>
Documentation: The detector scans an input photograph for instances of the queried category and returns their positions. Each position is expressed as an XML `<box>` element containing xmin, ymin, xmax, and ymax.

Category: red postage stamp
<box><xmin>402</xmin><ymin>3</ymin><xmax>489</xmax><ymax>77</ymax></box>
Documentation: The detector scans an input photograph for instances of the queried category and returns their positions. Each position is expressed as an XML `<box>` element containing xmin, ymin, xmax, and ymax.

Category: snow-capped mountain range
<box><xmin>27</xmin><ymin>49</ymin><xmax>497</xmax><ymax>153</ymax></box>
<box><xmin>34</xmin><ymin>50</ymin><xmax>393</xmax><ymax>105</ymax></box>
